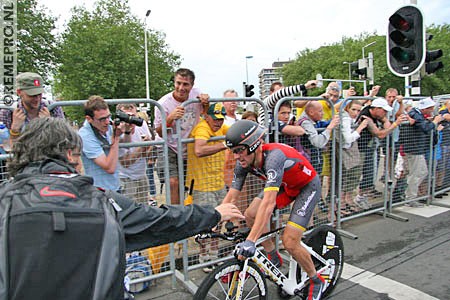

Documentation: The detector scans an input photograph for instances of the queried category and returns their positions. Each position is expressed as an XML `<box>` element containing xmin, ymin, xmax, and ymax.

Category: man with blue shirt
<box><xmin>79</xmin><ymin>95</ymin><xmax>124</xmax><ymax>191</ymax></box>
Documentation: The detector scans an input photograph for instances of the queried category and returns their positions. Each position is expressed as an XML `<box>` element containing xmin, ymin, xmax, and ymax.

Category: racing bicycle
<box><xmin>193</xmin><ymin>222</ymin><xmax>344</xmax><ymax>299</ymax></box>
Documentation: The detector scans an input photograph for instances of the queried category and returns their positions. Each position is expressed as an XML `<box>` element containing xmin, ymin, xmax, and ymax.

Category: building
<box><xmin>258</xmin><ymin>61</ymin><xmax>291</xmax><ymax>99</ymax></box>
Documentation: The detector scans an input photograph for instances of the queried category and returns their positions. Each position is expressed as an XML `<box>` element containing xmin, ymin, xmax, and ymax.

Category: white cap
<box><xmin>371</xmin><ymin>98</ymin><xmax>393</xmax><ymax>112</ymax></box>
<box><xmin>417</xmin><ymin>97</ymin><xmax>436</xmax><ymax>109</ymax></box>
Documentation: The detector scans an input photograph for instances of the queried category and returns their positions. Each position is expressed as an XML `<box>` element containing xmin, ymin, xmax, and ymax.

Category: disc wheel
<box><xmin>299</xmin><ymin>225</ymin><xmax>344</xmax><ymax>298</ymax></box>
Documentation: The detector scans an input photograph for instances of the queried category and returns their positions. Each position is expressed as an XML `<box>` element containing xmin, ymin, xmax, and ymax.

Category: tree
<box><xmin>54</xmin><ymin>0</ymin><xmax>180</xmax><ymax>121</ymax></box>
<box><xmin>17</xmin><ymin>0</ymin><xmax>59</xmax><ymax>82</ymax></box>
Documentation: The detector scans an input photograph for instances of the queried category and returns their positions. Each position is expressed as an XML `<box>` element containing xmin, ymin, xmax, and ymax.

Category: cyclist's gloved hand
<box><xmin>234</xmin><ymin>240</ymin><xmax>256</xmax><ymax>259</ymax></box>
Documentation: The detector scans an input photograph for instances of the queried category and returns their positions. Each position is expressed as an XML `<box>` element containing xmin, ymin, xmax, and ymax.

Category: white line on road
<box><xmin>341</xmin><ymin>263</ymin><xmax>439</xmax><ymax>300</ymax></box>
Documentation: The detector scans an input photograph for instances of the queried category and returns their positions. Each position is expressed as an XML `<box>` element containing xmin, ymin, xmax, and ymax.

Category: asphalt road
<box><xmin>136</xmin><ymin>198</ymin><xmax>450</xmax><ymax>300</ymax></box>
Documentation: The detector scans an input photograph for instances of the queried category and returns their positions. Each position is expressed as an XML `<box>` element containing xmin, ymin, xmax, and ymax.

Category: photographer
<box><xmin>116</xmin><ymin>103</ymin><xmax>153</xmax><ymax>202</ymax></box>
<box><xmin>79</xmin><ymin>95</ymin><xmax>126</xmax><ymax>191</ymax></box>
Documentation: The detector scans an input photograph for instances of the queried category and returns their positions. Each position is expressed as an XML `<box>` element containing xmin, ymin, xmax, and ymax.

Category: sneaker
<box><xmin>307</xmin><ymin>274</ymin><xmax>325</xmax><ymax>300</ymax></box>
<box><xmin>353</xmin><ymin>195</ymin><xmax>371</xmax><ymax>210</ymax></box>
<box><xmin>405</xmin><ymin>201</ymin><xmax>424</xmax><ymax>208</ymax></box>
<box><xmin>267</xmin><ymin>251</ymin><xmax>283</xmax><ymax>268</ymax></box>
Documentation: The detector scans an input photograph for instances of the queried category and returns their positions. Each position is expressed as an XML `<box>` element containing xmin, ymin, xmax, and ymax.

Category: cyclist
<box><xmin>222</xmin><ymin>119</ymin><xmax>325</xmax><ymax>300</ymax></box>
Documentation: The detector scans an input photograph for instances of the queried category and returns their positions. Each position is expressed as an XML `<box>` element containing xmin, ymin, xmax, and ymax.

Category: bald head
<box><xmin>305</xmin><ymin>101</ymin><xmax>324</xmax><ymax>122</ymax></box>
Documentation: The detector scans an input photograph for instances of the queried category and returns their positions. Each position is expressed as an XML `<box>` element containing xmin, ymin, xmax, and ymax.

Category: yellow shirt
<box><xmin>186</xmin><ymin>119</ymin><xmax>229</xmax><ymax>192</ymax></box>
<box><xmin>296</xmin><ymin>100</ymin><xmax>336</xmax><ymax>120</ymax></box>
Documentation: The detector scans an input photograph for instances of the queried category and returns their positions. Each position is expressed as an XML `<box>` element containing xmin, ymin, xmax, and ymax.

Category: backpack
<box><xmin>0</xmin><ymin>172</ymin><xmax>126</xmax><ymax>300</ymax></box>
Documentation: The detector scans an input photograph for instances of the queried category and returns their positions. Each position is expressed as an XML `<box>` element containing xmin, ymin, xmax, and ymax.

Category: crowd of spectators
<box><xmin>2</xmin><ymin>70</ymin><xmax>450</xmax><ymax>278</ymax></box>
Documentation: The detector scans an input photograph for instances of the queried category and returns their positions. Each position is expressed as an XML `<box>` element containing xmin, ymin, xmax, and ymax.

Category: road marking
<box><xmin>394</xmin><ymin>204</ymin><xmax>450</xmax><ymax>218</ymax></box>
<box><xmin>341</xmin><ymin>263</ymin><xmax>439</xmax><ymax>300</ymax></box>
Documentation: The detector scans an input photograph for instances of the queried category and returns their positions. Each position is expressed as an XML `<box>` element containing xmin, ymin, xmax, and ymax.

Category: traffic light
<box><xmin>351</xmin><ymin>58</ymin><xmax>368</xmax><ymax>79</ymax></box>
<box><xmin>245</xmin><ymin>83</ymin><xmax>254</xmax><ymax>97</ymax></box>
<box><xmin>425</xmin><ymin>49</ymin><xmax>443</xmax><ymax>74</ymax></box>
<box><xmin>386</xmin><ymin>5</ymin><xmax>425</xmax><ymax>77</ymax></box>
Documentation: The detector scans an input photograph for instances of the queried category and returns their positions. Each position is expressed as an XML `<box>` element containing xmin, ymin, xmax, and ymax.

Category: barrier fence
<box><xmin>1</xmin><ymin>95</ymin><xmax>449</xmax><ymax>294</ymax></box>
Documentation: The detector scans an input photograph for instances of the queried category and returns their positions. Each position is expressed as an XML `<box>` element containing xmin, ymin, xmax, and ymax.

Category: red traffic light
<box><xmin>389</xmin><ymin>13</ymin><xmax>411</xmax><ymax>31</ymax></box>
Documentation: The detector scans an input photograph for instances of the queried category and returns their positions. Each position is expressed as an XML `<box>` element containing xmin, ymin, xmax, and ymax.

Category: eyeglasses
<box><xmin>231</xmin><ymin>146</ymin><xmax>247</xmax><ymax>154</ymax></box>
<box><xmin>94</xmin><ymin>114</ymin><xmax>112</xmax><ymax>122</ymax></box>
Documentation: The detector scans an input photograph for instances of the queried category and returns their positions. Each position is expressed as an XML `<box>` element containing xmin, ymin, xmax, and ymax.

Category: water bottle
<box><xmin>0</xmin><ymin>122</ymin><xmax>10</xmax><ymax>154</ymax></box>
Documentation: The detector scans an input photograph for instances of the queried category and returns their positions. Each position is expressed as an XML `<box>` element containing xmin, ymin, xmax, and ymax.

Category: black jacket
<box><xmin>17</xmin><ymin>159</ymin><xmax>221</xmax><ymax>252</ymax></box>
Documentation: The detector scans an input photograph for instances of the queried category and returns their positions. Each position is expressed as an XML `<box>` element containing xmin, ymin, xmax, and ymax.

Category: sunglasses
<box><xmin>211</xmin><ymin>110</ymin><xmax>226</xmax><ymax>116</ymax></box>
<box><xmin>231</xmin><ymin>146</ymin><xmax>247</xmax><ymax>154</ymax></box>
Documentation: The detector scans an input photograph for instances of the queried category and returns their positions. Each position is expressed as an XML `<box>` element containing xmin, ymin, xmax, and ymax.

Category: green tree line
<box><xmin>282</xmin><ymin>25</ymin><xmax>449</xmax><ymax>97</ymax></box>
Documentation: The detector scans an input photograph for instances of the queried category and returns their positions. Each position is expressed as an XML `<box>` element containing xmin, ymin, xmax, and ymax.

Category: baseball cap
<box><xmin>16</xmin><ymin>72</ymin><xmax>44</xmax><ymax>96</ymax></box>
<box><xmin>207</xmin><ymin>103</ymin><xmax>226</xmax><ymax>120</ymax></box>
<box><xmin>371</xmin><ymin>98</ymin><xmax>393</xmax><ymax>112</ymax></box>
<box><xmin>417</xmin><ymin>97</ymin><xmax>436</xmax><ymax>109</ymax></box>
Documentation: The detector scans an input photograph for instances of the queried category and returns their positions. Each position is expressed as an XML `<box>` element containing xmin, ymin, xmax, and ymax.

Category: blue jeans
<box><xmin>146</xmin><ymin>163</ymin><xmax>157</xmax><ymax>197</ymax></box>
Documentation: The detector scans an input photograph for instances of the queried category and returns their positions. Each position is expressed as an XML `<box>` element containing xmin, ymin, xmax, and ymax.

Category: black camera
<box><xmin>114</xmin><ymin>110</ymin><xmax>144</xmax><ymax>126</ymax></box>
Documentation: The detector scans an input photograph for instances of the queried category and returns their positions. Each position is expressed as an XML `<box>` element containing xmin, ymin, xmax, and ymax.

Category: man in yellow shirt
<box><xmin>186</xmin><ymin>102</ymin><xmax>230</xmax><ymax>272</ymax></box>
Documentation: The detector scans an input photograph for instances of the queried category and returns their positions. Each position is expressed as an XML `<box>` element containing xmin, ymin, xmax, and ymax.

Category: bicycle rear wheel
<box><xmin>300</xmin><ymin>225</ymin><xmax>344</xmax><ymax>298</ymax></box>
<box><xmin>193</xmin><ymin>259</ymin><xmax>268</xmax><ymax>300</ymax></box>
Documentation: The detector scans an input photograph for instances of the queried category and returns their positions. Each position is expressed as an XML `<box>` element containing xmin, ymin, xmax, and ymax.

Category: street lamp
<box><xmin>245</xmin><ymin>55</ymin><xmax>253</xmax><ymax>83</ymax></box>
<box><xmin>144</xmin><ymin>9</ymin><xmax>151</xmax><ymax>100</ymax></box>
<box><xmin>362</xmin><ymin>41</ymin><xmax>376</xmax><ymax>59</ymax></box>
<box><xmin>342</xmin><ymin>61</ymin><xmax>352</xmax><ymax>87</ymax></box>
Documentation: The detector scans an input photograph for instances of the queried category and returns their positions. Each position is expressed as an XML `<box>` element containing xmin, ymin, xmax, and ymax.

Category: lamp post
<box><xmin>144</xmin><ymin>9</ymin><xmax>151</xmax><ymax>100</ymax></box>
<box><xmin>245</xmin><ymin>55</ymin><xmax>253</xmax><ymax>83</ymax></box>
<box><xmin>342</xmin><ymin>61</ymin><xmax>352</xmax><ymax>87</ymax></box>
<box><xmin>362</xmin><ymin>41</ymin><xmax>376</xmax><ymax>59</ymax></box>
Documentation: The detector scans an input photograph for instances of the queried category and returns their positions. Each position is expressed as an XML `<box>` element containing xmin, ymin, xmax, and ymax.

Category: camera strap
<box><xmin>89</xmin><ymin>123</ymin><xmax>111</xmax><ymax>150</ymax></box>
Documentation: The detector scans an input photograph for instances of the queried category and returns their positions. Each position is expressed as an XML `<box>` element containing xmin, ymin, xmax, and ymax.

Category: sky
<box><xmin>38</xmin><ymin>0</ymin><xmax>450</xmax><ymax>98</ymax></box>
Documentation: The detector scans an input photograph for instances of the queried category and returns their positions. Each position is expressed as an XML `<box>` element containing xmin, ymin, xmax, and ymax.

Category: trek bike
<box><xmin>193</xmin><ymin>222</ymin><xmax>344</xmax><ymax>299</ymax></box>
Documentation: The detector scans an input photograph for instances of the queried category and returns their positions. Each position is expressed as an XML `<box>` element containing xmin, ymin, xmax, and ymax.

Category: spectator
<box><xmin>3</xmin><ymin>117</ymin><xmax>244</xmax><ymax>300</ymax></box>
<box><xmin>258</xmin><ymin>80</ymin><xmax>317</xmax><ymax>127</ymax></box>
<box><xmin>79</xmin><ymin>95</ymin><xmax>123</xmax><ymax>191</ymax></box>
<box><xmin>297</xmin><ymin>101</ymin><xmax>339</xmax><ymax>175</ymax></box>
<box><xmin>403</xmin><ymin>97</ymin><xmax>442</xmax><ymax>207</ymax></box>
<box><xmin>338</xmin><ymin>100</ymin><xmax>369</xmax><ymax>212</ymax></box>
<box><xmin>438</xmin><ymin>99</ymin><xmax>450</xmax><ymax>190</ymax></box>
<box><xmin>136</xmin><ymin>110</ymin><xmax>158</xmax><ymax>203</ymax></box>
<box><xmin>355</xmin><ymin>98</ymin><xmax>407</xmax><ymax>200</ymax></box>
<box><xmin>154</xmin><ymin>68</ymin><xmax>209</xmax><ymax>205</ymax></box>
<box><xmin>116</xmin><ymin>103</ymin><xmax>153</xmax><ymax>202</ymax></box>
<box><xmin>242</xmin><ymin>111</ymin><xmax>258</xmax><ymax>122</ymax></box>
<box><xmin>274</xmin><ymin>101</ymin><xmax>305</xmax><ymax>145</ymax></box>
<box><xmin>294</xmin><ymin>82</ymin><xmax>341</xmax><ymax>119</ymax></box>
<box><xmin>186</xmin><ymin>102</ymin><xmax>229</xmax><ymax>272</ymax></box>
<box><xmin>222</xmin><ymin>89</ymin><xmax>241</xmax><ymax>126</ymax></box>
<box><xmin>0</xmin><ymin>72</ymin><xmax>65</xmax><ymax>146</ymax></box>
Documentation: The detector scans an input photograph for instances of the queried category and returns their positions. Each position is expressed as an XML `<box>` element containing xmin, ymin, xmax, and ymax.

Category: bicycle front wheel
<box><xmin>301</xmin><ymin>225</ymin><xmax>344</xmax><ymax>298</ymax></box>
<box><xmin>193</xmin><ymin>259</ymin><xmax>268</xmax><ymax>300</ymax></box>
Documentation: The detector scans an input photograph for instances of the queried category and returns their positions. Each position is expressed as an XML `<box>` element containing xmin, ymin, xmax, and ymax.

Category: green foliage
<box><xmin>17</xmin><ymin>0</ymin><xmax>59</xmax><ymax>82</ymax></box>
<box><xmin>282</xmin><ymin>27</ymin><xmax>449</xmax><ymax>97</ymax></box>
<box><xmin>54</xmin><ymin>0</ymin><xmax>180</xmax><ymax>122</ymax></box>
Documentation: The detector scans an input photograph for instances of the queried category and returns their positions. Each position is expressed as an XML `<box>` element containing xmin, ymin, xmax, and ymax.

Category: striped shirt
<box><xmin>258</xmin><ymin>84</ymin><xmax>306</xmax><ymax>127</ymax></box>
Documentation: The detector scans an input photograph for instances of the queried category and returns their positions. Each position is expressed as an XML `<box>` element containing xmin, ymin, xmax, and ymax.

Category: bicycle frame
<box><xmin>236</xmin><ymin>234</ymin><xmax>332</xmax><ymax>297</ymax></box>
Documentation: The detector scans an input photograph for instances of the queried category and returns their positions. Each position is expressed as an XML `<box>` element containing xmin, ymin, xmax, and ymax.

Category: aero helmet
<box><xmin>225</xmin><ymin>120</ymin><xmax>266</xmax><ymax>154</ymax></box>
